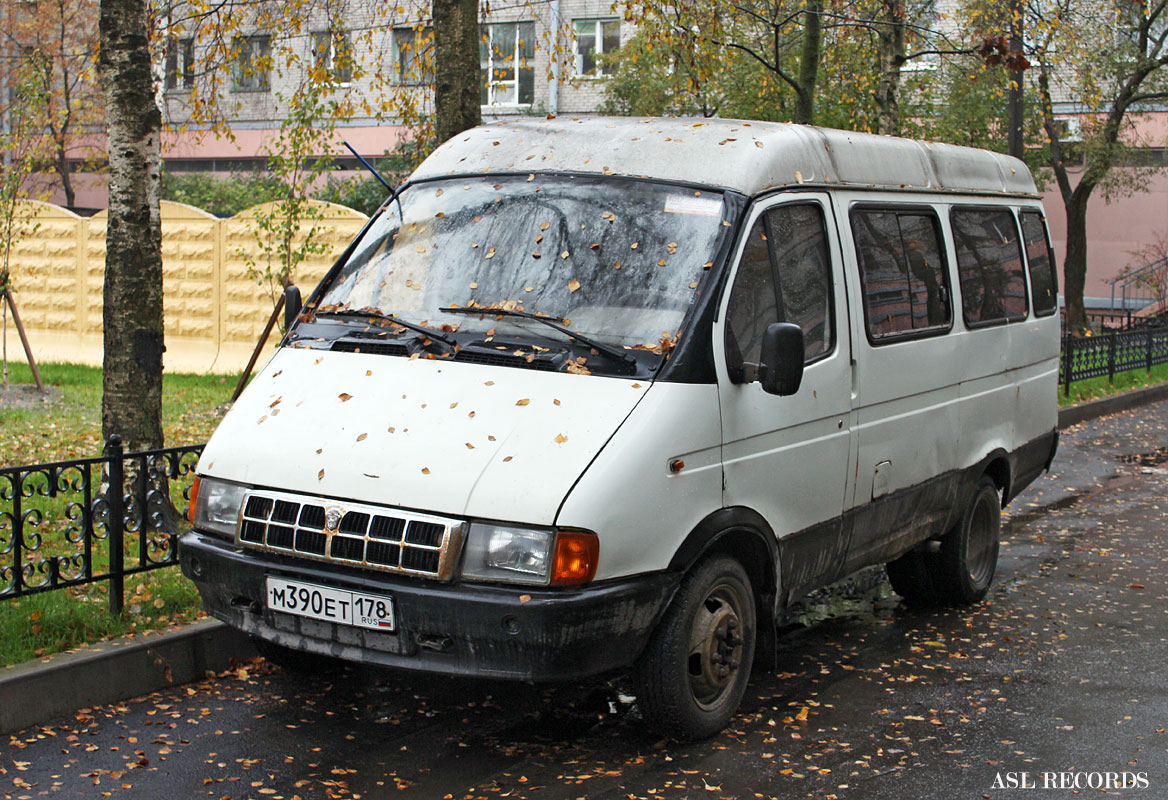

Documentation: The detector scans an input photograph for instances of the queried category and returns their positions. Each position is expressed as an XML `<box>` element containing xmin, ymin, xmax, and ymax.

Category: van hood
<box><xmin>198</xmin><ymin>347</ymin><xmax>650</xmax><ymax>525</ymax></box>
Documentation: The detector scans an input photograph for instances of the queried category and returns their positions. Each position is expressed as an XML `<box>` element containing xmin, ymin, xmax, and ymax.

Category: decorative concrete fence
<box><xmin>5</xmin><ymin>199</ymin><xmax>369</xmax><ymax>374</ymax></box>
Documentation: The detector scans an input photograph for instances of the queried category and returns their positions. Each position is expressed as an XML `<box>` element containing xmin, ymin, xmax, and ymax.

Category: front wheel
<box><xmin>635</xmin><ymin>555</ymin><xmax>756</xmax><ymax>741</ymax></box>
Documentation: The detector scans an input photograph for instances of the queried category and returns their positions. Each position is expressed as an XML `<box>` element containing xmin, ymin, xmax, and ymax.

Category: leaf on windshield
<box><xmin>630</xmin><ymin>242</ymin><xmax>639</xmax><ymax>250</ymax></box>
<box><xmin>566</xmin><ymin>357</ymin><xmax>591</xmax><ymax>375</ymax></box>
<box><xmin>338</xmin><ymin>393</ymin><xmax>353</xmax><ymax>402</ymax></box>
<box><xmin>560</xmin><ymin>250</ymin><xmax>570</xmax><ymax>259</ymax></box>
<box><xmin>421</xmin><ymin>467</ymin><xmax>431</xmax><ymax>475</ymax></box>
<box><xmin>667</xmin><ymin>242</ymin><xmax>678</xmax><ymax>254</ymax></box>
<box><xmin>485</xmin><ymin>247</ymin><xmax>496</xmax><ymax>259</ymax></box>
<box><xmin>469</xmin><ymin>282</ymin><xmax>478</xmax><ymax>289</ymax></box>
<box><xmin>690</xmin><ymin>282</ymin><xmax>699</xmax><ymax>289</ymax></box>
<box><xmin>614</xmin><ymin>260</ymin><xmax>622</xmax><ymax>270</ymax></box>
<box><xmin>601</xmin><ymin>212</ymin><xmax>615</xmax><ymax>222</ymax></box>
<box><xmin>531</xmin><ymin>252</ymin><xmax>541</xmax><ymax>259</ymax></box>
<box><xmin>524</xmin><ymin>286</ymin><xmax>534</xmax><ymax>292</ymax></box>
<box><xmin>554</xmin><ymin>433</ymin><xmax>569</xmax><ymax>443</ymax></box>
<box><xmin>435</xmin><ymin>188</ymin><xmax>444</xmax><ymax>196</ymax></box>
<box><xmin>539</xmin><ymin>222</ymin><xmax>550</xmax><ymax>231</ymax></box>
<box><xmin>465</xmin><ymin>442</ymin><xmax>475</xmax><ymax>449</ymax></box>
<box><xmin>516</xmin><ymin>398</ymin><xmax>530</xmax><ymax>406</ymax></box>
<box><xmin>568</xmin><ymin>279</ymin><xmax>581</xmax><ymax>293</ymax></box>
<box><xmin>657</xmin><ymin>259</ymin><xmax>667</xmax><ymax>266</ymax></box>
<box><xmin>535</xmin><ymin>234</ymin><xmax>543</xmax><ymax>244</ymax></box>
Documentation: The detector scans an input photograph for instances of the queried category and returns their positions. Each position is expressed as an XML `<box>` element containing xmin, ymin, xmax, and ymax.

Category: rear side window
<box><xmin>1020</xmin><ymin>211</ymin><xmax>1058</xmax><ymax>316</ymax></box>
<box><xmin>951</xmin><ymin>208</ymin><xmax>1028</xmax><ymax>325</ymax></box>
<box><xmin>851</xmin><ymin>209</ymin><xmax>950</xmax><ymax>342</ymax></box>
<box><xmin>725</xmin><ymin>203</ymin><xmax>833</xmax><ymax>380</ymax></box>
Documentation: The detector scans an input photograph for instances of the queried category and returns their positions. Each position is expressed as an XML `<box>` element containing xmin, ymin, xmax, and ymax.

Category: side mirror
<box><xmin>759</xmin><ymin>323</ymin><xmax>804</xmax><ymax>396</ymax></box>
<box><xmin>284</xmin><ymin>285</ymin><xmax>302</xmax><ymax>332</ymax></box>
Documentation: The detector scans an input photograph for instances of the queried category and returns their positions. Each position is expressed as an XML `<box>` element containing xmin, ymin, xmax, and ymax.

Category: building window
<box><xmin>312</xmin><ymin>30</ymin><xmax>352</xmax><ymax>86</ymax></box>
<box><xmin>480</xmin><ymin>22</ymin><xmax>534</xmax><ymax>106</ymax></box>
<box><xmin>165</xmin><ymin>38</ymin><xmax>194</xmax><ymax>91</ymax></box>
<box><xmin>393</xmin><ymin>27</ymin><xmax>434</xmax><ymax>86</ymax></box>
<box><xmin>232</xmin><ymin>35</ymin><xmax>271</xmax><ymax>91</ymax></box>
<box><xmin>573</xmin><ymin>18</ymin><xmax>620</xmax><ymax>77</ymax></box>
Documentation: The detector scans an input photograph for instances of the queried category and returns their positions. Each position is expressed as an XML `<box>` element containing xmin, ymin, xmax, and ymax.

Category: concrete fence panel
<box><xmin>5</xmin><ymin>199</ymin><xmax>369</xmax><ymax>374</ymax></box>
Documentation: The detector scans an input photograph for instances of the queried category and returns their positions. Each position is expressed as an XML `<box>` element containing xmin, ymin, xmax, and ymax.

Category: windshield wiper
<box><xmin>439</xmin><ymin>306</ymin><xmax>637</xmax><ymax>371</ymax></box>
<box><xmin>314</xmin><ymin>310</ymin><xmax>457</xmax><ymax>348</ymax></box>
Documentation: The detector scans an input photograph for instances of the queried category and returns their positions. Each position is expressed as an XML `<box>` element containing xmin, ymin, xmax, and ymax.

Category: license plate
<box><xmin>265</xmin><ymin>577</ymin><xmax>395</xmax><ymax>632</ymax></box>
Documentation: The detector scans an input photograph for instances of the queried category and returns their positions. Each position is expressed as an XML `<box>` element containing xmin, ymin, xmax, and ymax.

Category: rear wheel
<box><xmin>635</xmin><ymin>555</ymin><xmax>756</xmax><ymax>741</ymax></box>
<box><xmin>938</xmin><ymin>476</ymin><xmax>1001</xmax><ymax>604</ymax></box>
<box><xmin>885</xmin><ymin>549</ymin><xmax>940</xmax><ymax>607</ymax></box>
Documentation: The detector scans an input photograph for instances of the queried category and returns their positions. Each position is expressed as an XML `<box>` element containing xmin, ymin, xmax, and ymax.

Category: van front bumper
<box><xmin>180</xmin><ymin>531</ymin><xmax>678</xmax><ymax>681</ymax></box>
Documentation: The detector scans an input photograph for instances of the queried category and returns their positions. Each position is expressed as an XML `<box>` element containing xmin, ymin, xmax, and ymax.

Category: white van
<box><xmin>183</xmin><ymin>117</ymin><xmax>1060</xmax><ymax>740</ymax></box>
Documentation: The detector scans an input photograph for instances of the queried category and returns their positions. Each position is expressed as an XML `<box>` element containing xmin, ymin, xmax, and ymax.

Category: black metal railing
<box><xmin>1061</xmin><ymin>328</ymin><xmax>1168</xmax><ymax>395</ymax></box>
<box><xmin>0</xmin><ymin>436</ymin><xmax>203</xmax><ymax>614</ymax></box>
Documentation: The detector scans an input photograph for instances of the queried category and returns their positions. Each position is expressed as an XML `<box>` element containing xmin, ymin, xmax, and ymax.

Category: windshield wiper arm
<box><xmin>439</xmin><ymin>306</ymin><xmax>637</xmax><ymax>369</ymax></box>
<box><xmin>314</xmin><ymin>310</ymin><xmax>458</xmax><ymax>348</ymax></box>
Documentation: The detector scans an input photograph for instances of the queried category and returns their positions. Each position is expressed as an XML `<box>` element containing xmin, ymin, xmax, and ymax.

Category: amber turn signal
<box><xmin>549</xmin><ymin>530</ymin><xmax>599</xmax><ymax>586</ymax></box>
<box><xmin>188</xmin><ymin>475</ymin><xmax>202</xmax><ymax>521</ymax></box>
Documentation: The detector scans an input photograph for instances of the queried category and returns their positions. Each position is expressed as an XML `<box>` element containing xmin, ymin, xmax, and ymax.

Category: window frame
<box><xmin>572</xmin><ymin>18</ymin><xmax>620</xmax><ymax>78</ymax></box>
<box><xmin>723</xmin><ymin>197</ymin><xmax>838</xmax><ymax>383</ymax></box>
<box><xmin>480</xmin><ymin>21</ymin><xmax>535</xmax><ymax>107</ymax></box>
<box><xmin>392</xmin><ymin>26</ymin><xmax>434</xmax><ymax>86</ymax></box>
<box><xmin>949</xmin><ymin>204</ymin><xmax>1030</xmax><ymax>329</ymax></box>
<box><xmin>850</xmin><ymin>202</ymin><xmax>954</xmax><ymax>347</ymax></box>
<box><xmin>1019</xmin><ymin>208</ymin><xmax>1059</xmax><ymax>318</ymax></box>
<box><xmin>312</xmin><ymin>29</ymin><xmax>353</xmax><ymax>87</ymax></box>
<box><xmin>231</xmin><ymin>34</ymin><xmax>272</xmax><ymax>92</ymax></box>
<box><xmin>165</xmin><ymin>37</ymin><xmax>195</xmax><ymax>92</ymax></box>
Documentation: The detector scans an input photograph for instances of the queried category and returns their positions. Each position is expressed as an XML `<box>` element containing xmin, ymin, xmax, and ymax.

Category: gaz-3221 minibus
<box><xmin>183</xmin><ymin>117</ymin><xmax>1060</xmax><ymax>740</ymax></box>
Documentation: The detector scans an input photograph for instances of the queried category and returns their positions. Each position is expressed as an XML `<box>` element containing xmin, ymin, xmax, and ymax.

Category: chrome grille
<box><xmin>236</xmin><ymin>490</ymin><xmax>464</xmax><ymax>581</ymax></box>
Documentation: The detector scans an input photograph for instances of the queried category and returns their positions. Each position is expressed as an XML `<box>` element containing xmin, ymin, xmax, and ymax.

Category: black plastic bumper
<box><xmin>180</xmin><ymin>531</ymin><xmax>679</xmax><ymax>681</ymax></box>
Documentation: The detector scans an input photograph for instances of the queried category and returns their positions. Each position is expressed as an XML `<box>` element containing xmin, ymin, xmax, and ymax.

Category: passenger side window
<box><xmin>725</xmin><ymin>203</ymin><xmax>833</xmax><ymax>381</ymax></box>
<box><xmin>1020</xmin><ymin>211</ymin><xmax>1058</xmax><ymax>316</ymax></box>
<box><xmin>951</xmin><ymin>208</ymin><xmax>1028</xmax><ymax>325</ymax></box>
<box><xmin>851</xmin><ymin>209</ymin><xmax>950</xmax><ymax>341</ymax></box>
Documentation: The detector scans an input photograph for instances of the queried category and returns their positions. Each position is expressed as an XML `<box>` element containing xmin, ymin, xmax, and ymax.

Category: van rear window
<box><xmin>851</xmin><ymin>209</ymin><xmax>951</xmax><ymax>342</ymax></box>
<box><xmin>951</xmin><ymin>208</ymin><xmax>1028</xmax><ymax>326</ymax></box>
<box><xmin>1020</xmin><ymin>211</ymin><xmax>1058</xmax><ymax>316</ymax></box>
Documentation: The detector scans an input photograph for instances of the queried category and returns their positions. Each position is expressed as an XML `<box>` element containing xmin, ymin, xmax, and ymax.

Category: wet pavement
<box><xmin>5</xmin><ymin>401</ymin><xmax>1168</xmax><ymax>799</ymax></box>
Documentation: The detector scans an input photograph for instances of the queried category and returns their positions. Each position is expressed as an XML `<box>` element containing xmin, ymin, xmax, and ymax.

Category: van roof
<box><xmin>412</xmin><ymin>116</ymin><xmax>1038</xmax><ymax>198</ymax></box>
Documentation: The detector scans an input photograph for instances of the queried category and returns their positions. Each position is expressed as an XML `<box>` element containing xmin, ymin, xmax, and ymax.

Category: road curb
<box><xmin>0</xmin><ymin>617</ymin><xmax>255</xmax><ymax>735</ymax></box>
<box><xmin>1058</xmin><ymin>381</ymin><xmax>1168</xmax><ymax>429</ymax></box>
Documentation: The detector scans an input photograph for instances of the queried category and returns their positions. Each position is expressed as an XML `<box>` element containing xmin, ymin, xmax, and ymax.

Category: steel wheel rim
<box><xmin>966</xmin><ymin>492</ymin><xmax>998</xmax><ymax>587</ymax></box>
<box><xmin>686</xmin><ymin>581</ymin><xmax>747</xmax><ymax>710</ymax></box>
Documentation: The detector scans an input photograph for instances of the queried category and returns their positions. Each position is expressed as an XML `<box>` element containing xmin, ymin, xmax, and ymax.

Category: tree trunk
<box><xmin>1062</xmin><ymin>193</ymin><xmax>1090</xmax><ymax>333</ymax></box>
<box><xmin>434</xmin><ymin>0</ymin><xmax>482</xmax><ymax>145</ymax></box>
<box><xmin>55</xmin><ymin>142</ymin><xmax>75</xmax><ymax>208</ymax></box>
<box><xmin>874</xmin><ymin>0</ymin><xmax>905</xmax><ymax>136</ymax></box>
<box><xmin>794</xmin><ymin>0</ymin><xmax>822</xmax><ymax>125</ymax></box>
<box><xmin>99</xmin><ymin>0</ymin><xmax>164</xmax><ymax>452</ymax></box>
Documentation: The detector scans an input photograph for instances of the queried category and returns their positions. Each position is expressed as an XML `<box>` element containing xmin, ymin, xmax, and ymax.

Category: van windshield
<box><xmin>315</xmin><ymin>175</ymin><xmax>728</xmax><ymax>350</ymax></box>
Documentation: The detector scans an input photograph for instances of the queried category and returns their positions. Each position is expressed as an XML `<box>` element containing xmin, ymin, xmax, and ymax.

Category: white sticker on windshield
<box><xmin>664</xmin><ymin>194</ymin><xmax>722</xmax><ymax>217</ymax></box>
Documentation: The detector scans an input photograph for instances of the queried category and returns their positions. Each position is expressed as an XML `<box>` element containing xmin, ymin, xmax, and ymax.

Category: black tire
<box><xmin>937</xmin><ymin>476</ymin><xmax>1001</xmax><ymax>604</ymax></box>
<box><xmin>885</xmin><ymin>549</ymin><xmax>940</xmax><ymax>607</ymax></box>
<box><xmin>635</xmin><ymin>555</ymin><xmax>756</xmax><ymax>741</ymax></box>
<box><xmin>252</xmin><ymin>636</ymin><xmax>343</xmax><ymax>674</ymax></box>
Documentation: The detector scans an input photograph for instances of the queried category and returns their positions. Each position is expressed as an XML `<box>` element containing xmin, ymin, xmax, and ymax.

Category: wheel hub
<box><xmin>689</xmin><ymin>591</ymin><xmax>745</xmax><ymax>707</ymax></box>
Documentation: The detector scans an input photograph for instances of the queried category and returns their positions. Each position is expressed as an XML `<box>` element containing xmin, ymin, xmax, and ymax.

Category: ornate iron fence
<box><xmin>1061</xmin><ymin>328</ymin><xmax>1168</xmax><ymax>395</ymax></box>
<box><xmin>0</xmin><ymin>436</ymin><xmax>203</xmax><ymax>614</ymax></box>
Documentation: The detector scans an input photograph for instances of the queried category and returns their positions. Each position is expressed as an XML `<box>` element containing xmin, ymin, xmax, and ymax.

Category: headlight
<box><xmin>189</xmin><ymin>476</ymin><xmax>247</xmax><ymax>538</ymax></box>
<box><xmin>461</xmin><ymin>523</ymin><xmax>598</xmax><ymax>587</ymax></box>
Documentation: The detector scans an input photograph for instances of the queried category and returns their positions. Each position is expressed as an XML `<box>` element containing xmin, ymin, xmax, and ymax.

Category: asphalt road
<box><xmin>4</xmin><ymin>400</ymin><xmax>1168</xmax><ymax>800</ymax></box>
